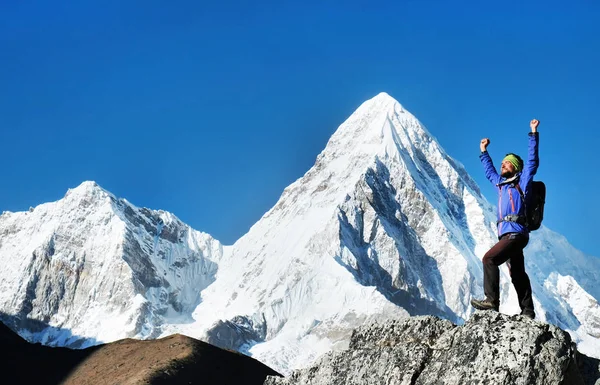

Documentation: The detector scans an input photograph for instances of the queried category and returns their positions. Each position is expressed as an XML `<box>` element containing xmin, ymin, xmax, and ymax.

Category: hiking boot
<box><xmin>520</xmin><ymin>310</ymin><xmax>535</xmax><ymax>320</ymax></box>
<box><xmin>470</xmin><ymin>298</ymin><xmax>499</xmax><ymax>312</ymax></box>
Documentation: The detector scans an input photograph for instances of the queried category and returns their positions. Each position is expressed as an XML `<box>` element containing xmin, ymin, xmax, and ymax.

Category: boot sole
<box><xmin>471</xmin><ymin>301</ymin><xmax>499</xmax><ymax>312</ymax></box>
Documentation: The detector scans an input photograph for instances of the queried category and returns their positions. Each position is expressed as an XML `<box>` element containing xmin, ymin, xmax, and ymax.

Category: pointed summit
<box><xmin>373</xmin><ymin>91</ymin><xmax>393</xmax><ymax>100</ymax></box>
<box><xmin>322</xmin><ymin>92</ymin><xmax>437</xmax><ymax>165</ymax></box>
<box><xmin>66</xmin><ymin>180</ymin><xmax>104</xmax><ymax>195</ymax></box>
<box><xmin>77</xmin><ymin>180</ymin><xmax>100</xmax><ymax>189</ymax></box>
<box><xmin>63</xmin><ymin>181</ymin><xmax>114</xmax><ymax>207</ymax></box>
<box><xmin>295</xmin><ymin>92</ymin><xmax>461</xmax><ymax>210</ymax></box>
<box><xmin>368</xmin><ymin>91</ymin><xmax>403</xmax><ymax>109</ymax></box>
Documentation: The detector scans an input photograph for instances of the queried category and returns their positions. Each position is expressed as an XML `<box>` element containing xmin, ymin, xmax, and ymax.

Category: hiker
<box><xmin>471</xmin><ymin>119</ymin><xmax>540</xmax><ymax>319</ymax></box>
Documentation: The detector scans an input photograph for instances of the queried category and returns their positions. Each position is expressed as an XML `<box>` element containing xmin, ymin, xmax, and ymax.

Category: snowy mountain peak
<box><xmin>64</xmin><ymin>180</ymin><xmax>111</xmax><ymax>202</ymax></box>
<box><xmin>315</xmin><ymin>92</ymin><xmax>443</xmax><ymax>185</ymax></box>
<box><xmin>0</xmin><ymin>180</ymin><xmax>224</xmax><ymax>347</ymax></box>
<box><xmin>73</xmin><ymin>180</ymin><xmax>100</xmax><ymax>190</ymax></box>
<box><xmin>267</xmin><ymin>92</ymin><xmax>475</xmax><ymax>226</ymax></box>
<box><xmin>367</xmin><ymin>91</ymin><xmax>402</xmax><ymax>111</ymax></box>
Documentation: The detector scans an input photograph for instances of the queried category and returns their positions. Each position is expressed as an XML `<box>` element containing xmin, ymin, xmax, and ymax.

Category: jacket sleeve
<box><xmin>518</xmin><ymin>132</ymin><xmax>539</xmax><ymax>192</ymax></box>
<box><xmin>479</xmin><ymin>151</ymin><xmax>501</xmax><ymax>186</ymax></box>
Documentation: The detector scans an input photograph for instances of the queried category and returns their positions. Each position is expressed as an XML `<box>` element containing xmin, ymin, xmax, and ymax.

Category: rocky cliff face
<box><xmin>265</xmin><ymin>311</ymin><xmax>600</xmax><ymax>385</ymax></box>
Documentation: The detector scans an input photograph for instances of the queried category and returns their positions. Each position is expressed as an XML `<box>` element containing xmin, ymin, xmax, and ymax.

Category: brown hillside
<box><xmin>0</xmin><ymin>321</ymin><xmax>281</xmax><ymax>385</ymax></box>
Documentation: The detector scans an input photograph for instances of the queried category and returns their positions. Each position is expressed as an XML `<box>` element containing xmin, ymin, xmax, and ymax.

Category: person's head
<box><xmin>501</xmin><ymin>153</ymin><xmax>523</xmax><ymax>177</ymax></box>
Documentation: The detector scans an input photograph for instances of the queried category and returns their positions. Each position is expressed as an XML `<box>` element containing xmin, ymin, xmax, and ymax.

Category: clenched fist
<box><xmin>530</xmin><ymin>119</ymin><xmax>540</xmax><ymax>132</ymax></box>
<box><xmin>480</xmin><ymin>138</ymin><xmax>490</xmax><ymax>152</ymax></box>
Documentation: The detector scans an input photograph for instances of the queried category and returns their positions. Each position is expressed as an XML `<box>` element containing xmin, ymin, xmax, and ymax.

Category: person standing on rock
<box><xmin>471</xmin><ymin>119</ymin><xmax>540</xmax><ymax>319</ymax></box>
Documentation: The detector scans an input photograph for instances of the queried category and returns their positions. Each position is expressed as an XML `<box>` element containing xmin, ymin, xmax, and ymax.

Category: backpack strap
<box><xmin>496</xmin><ymin>175</ymin><xmax>530</xmax><ymax>228</ymax></box>
<box><xmin>514</xmin><ymin>183</ymin><xmax>525</xmax><ymax>202</ymax></box>
<box><xmin>512</xmin><ymin>183</ymin><xmax>529</xmax><ymax>228</ymax></box>
<box><xmin>497</xmin><ymin>214</ymin><xmax>528</xmax><ymax>226</ymax></box>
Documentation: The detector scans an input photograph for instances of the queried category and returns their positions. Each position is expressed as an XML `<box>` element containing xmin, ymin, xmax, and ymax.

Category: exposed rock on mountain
<box><xmin>265</xmin><ymin>311</ymin><xmax>600</xmax><ymax>385</ymax></box>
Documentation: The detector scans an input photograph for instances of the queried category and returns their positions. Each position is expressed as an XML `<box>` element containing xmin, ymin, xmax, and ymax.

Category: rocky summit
<box><xmin>265</xmin><ymin>311</ymin><xmax>600</xmax><ymax>385</ymax></box>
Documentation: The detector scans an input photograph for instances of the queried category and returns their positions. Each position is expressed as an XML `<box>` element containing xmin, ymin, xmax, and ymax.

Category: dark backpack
<box><xmin>515</xmin><ymin>181</ymin><xmax>546</xmax><ymax>231</ymax></box>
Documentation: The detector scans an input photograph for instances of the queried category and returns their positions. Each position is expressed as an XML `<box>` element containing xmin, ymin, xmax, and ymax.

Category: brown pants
<box><xmin>483</xmin><ymin>232</ymin><xmax>534</xmax><ymax>315</ymax></box>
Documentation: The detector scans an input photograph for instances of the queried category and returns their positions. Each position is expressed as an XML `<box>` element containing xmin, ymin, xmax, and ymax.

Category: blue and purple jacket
<box><xmin>480</xmin><ymin>132</ymin><xmax>539</xmax><ymax>239</ymax></box>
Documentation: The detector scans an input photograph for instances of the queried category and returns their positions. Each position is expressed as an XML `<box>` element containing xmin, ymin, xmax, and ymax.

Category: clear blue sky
<box><xmin>1</xmin><ymin>1</ymin><xmax>598</xmax><ymax>256</ymax></box>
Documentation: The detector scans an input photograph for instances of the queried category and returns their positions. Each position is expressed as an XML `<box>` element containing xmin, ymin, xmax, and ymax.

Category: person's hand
<box><xmin>480</xmin><ymin>138</ymin><xmax>490</xmax><ymax>152</ymax></box>
<box><xmin>530</xmin><ymin>119</ymin><xmax>540</xmax><ymax>132</ymax></box>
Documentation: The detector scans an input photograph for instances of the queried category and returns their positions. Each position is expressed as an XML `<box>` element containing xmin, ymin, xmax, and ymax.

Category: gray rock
<box><xmin>265</xmin><ymin>312</ymin><xmax>597</xmax><ymax>385</ymax></box>
<box><xmin>206</xmin><ymin>315</ymin><xmax>267</xmax><ymax>352</ymax></box>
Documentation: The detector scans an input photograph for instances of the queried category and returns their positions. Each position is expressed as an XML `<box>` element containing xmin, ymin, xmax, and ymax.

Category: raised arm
<box><xmin>519</xmin><ymin>119</ymin><xmax>540</xmax><ymax>191</ymax></box>
<box><xmin>479</xmin><ymin>138</ymin><xmax>502</xmax><ymax>186</ymax></box>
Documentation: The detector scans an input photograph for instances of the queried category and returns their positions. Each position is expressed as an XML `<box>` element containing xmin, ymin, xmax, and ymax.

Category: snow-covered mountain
<box><xmin>0</xmin><ymin>182</ymin><xmax>223</xmax><ymax>345</ymax></box>
<box><xmin>1</xmin><ymin>92</ymin><xmax>599</xmax><ymax>373</ymax></box>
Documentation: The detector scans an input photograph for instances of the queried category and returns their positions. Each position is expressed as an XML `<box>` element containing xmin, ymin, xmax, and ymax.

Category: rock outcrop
<box><xmin>265</xmin><ymin>311</ymin><xmax>600</xmax><ymax>385</ymax></box>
